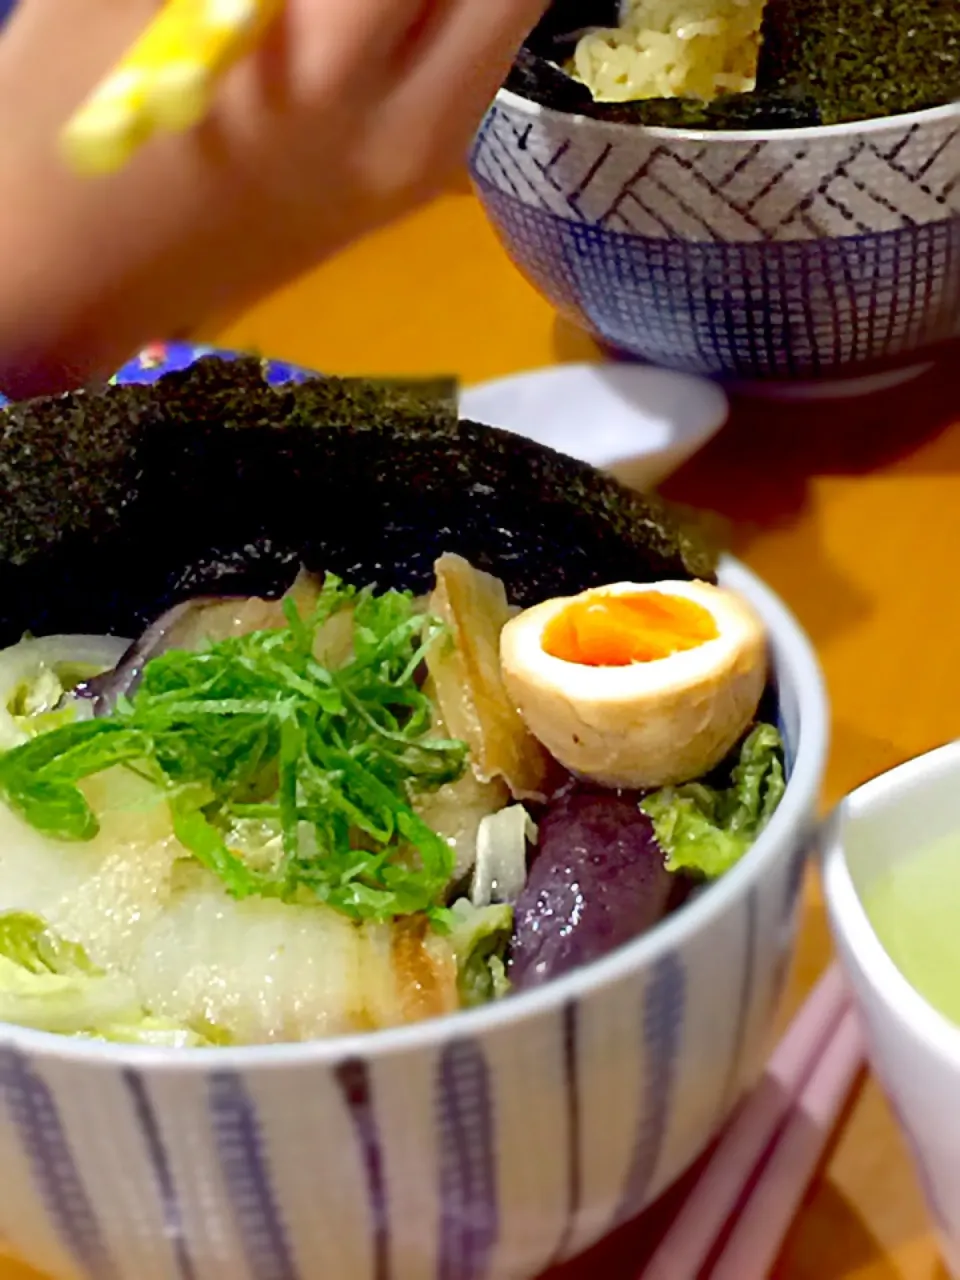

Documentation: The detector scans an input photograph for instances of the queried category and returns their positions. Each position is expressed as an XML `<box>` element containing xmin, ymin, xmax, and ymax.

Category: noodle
<box><xmin>572</xmin><ymin>0</ymin><xmax>764</xmax><ymax>104</ymax></box>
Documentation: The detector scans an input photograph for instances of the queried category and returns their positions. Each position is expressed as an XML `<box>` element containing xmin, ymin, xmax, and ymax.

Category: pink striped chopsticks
<box><xmin>643</xmin><ymin>963</ymin><xmax>866</xmax><ymax>1280</ymax></box>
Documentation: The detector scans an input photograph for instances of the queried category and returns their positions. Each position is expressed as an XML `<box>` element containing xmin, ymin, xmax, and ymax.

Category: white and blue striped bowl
<box><xmin>470</xmin><ymin>93</ymin><xmax>960</xmax><ymax>391</ymax></box>
<box><xmin>0</xmin><ymin>555</ymin><xmax>828</xmax><ymax>1280</ymax></box>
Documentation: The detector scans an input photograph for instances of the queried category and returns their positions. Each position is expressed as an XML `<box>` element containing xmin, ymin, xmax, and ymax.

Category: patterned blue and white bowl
<box><xmin>470</xmin><ymin>95</ymin><xmax>960</xmax><ymax>391</ymax></box>
<box><xmin>0</xmin><ymin>550</ymin><xmax>827</xmax><ymax>1280</ymax></box>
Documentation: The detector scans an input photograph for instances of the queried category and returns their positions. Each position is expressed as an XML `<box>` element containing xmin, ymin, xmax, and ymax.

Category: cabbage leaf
<box><xmin>0</xmin><ymin>912</ymin><xmax>227</xmax><ymax>1044</ymax></box>
<box><xmin>0</xmin><ymin>913</ymin><xmax>140</xmax><ymax>1034</ymax></box>
<box><xmin>640</xmin><ymin>723</ymin><xmax>786</xmax><ymax>880</ymax></box>
<box><xmin>449</xmin><ymin>899</ymin><xmax>513</xmax><ymax>1007</ymax></box>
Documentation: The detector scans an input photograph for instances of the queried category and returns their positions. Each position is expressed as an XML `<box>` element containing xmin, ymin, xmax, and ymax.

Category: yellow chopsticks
<box><xmin>61</xmin><ymin>0</ymin><xmax>282</xmax><ymax>176</ymax></box>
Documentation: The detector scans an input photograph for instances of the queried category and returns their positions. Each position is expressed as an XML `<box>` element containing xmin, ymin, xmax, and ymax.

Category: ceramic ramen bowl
<box><xmin>469</xmin><ymin>96</ymin><xmax>960</xmax><ymax>394</ymax></box>
<box><xmin>0</xmin><ymin>346</ymin><xmax>828</xmax><ymax>1280</ymax></box>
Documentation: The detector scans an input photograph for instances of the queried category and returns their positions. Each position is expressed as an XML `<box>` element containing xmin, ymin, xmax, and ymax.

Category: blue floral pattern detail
<box><xmin>113</xmin><ymin>343</ymin><xmax>316</xmax><ymax>388</ymax></box>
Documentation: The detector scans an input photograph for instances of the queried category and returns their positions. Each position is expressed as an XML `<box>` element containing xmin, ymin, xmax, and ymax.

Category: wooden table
<box><xmin>3</xmin><ymin>171</ymin><xmax>958</xmax><ymax>1280</ymax></box>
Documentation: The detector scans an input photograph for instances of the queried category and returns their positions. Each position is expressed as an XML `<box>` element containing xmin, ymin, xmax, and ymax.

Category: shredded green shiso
<box><xmin>0</xmin><ymin>578</ymin><xmax>470</xmax><ymax>927</ymax></box>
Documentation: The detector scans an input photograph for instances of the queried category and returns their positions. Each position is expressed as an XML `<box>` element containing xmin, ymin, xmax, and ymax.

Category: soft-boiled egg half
<box><xmin>499</xmin><ymin>580</ymin><xmax>767</xmax><ymax>790</ymax></box>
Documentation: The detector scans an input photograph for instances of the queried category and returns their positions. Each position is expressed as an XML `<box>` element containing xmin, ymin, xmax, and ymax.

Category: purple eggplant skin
<box><xmin>73</xmin><ymin>597</ymin><xmax>238</xmax><ymax>715</ymax></box>
<box><xmin>508</xmin><ymin>789</ymin><xmax>693</xmax><ymax>990</ymax></box>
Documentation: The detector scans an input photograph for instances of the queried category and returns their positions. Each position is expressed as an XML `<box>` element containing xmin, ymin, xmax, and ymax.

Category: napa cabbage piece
<box><xmin>471</xmin><ymin>804</ymin><xmax>536</xmax><ymax>908</ymax></box>
<box><xmin>116</xmin><ymin>879</ymin><xmax>460</xmax><ymax>1042</ymax></box>
<box><xmin>0</xmin><ymin>911</ymin><xmax>143</xmax><ymax>1035</ymax></box>
<box><xmin>87</xmin><ymin>1020</ymin><xmax>226</xmax><ymax>1048</ymax></box>
<box><xmin>414</xmin><ymin>751</ymin><xmax>511</xmax><ymax>882</ymax></box>
<box><xmin>0</xmin><ymin>786</ymin><xmax>464</xmax><ymax>1042</ymax></box>
<box><xmin>0</xmin><ymin>635</ymin><xmax>130</xmax><ymax>748</ymax></box>
<box><xmin>640</xmin><ymin>723</ymin><xmax>786</xmax><ymax>879</ymax></box>
<box><xmin>449</xmin><ymin>899</ymin><xmax>513</xmax><ymax>1008</ymax></box>
<box><xmin>0</xmin><ymin>912</ymin><xmax>231</xmax><ymax>1044</ymax></box>
<box><xmin>426</xmin><ymin>553</ymin><xmax>553</xmax><ymax>801</ymax></box>
<box><xmin>0</xmin><ymin>955</ymin><xmax>139</xmax><ymax>1035</ymax></box>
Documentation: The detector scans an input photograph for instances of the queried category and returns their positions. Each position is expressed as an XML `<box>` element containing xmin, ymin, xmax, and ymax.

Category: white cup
<box><xmin>822</xmin><ymin>741</ymin><xmax>960</xmax><ymax>1278</ymax></box>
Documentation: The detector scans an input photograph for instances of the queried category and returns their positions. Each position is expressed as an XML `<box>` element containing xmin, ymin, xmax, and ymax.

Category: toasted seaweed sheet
<box><xmin>757</xmin><ymin>0</ymin><xmax>959</xmax><ymax>125</ymax></box>
<box><xmin>505</xmin><ymin>0</ymin><xmax>957</xmax><ymax>129</ymax></box>
<box><xmin>0</xmin><ymin>357</ymin><xmax>716</xmax><ymax>646</ymax></box>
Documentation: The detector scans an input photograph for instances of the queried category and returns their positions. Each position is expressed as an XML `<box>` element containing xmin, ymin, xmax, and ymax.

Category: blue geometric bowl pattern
<box><xmin>0</xmin><ymin>352</ymin><xmax>828</xmax><ymax>1280</ymax></box>
<box><xmin>470</xmin><ymin>96</ymin><xmax>960</xmax><ymax>382</ymax></box>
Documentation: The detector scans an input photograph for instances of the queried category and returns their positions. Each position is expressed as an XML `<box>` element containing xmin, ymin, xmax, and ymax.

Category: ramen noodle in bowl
<box><xmin>573</xmin><ymin>0</ymin><xmax>765</xmax><ymax>103</ymax></box>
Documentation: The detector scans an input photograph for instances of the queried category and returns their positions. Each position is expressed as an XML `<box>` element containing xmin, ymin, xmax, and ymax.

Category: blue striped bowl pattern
<box><xmin>469</xmin><ymin>94</ymin><xmax>960</xmax><ymax>384</ymax></box>
<box><xmin>0</xmin><ymin>346</ymin><xmax>827</xmax><ymax>1276</ymax></box>
<box><xmin>0</xmin><ymin>539</ymin><xmax>828</xmax><ymax>1280</ymax></box>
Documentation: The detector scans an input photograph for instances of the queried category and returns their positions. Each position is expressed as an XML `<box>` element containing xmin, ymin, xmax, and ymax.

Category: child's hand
<box><xmin>0</xmin><ymin>0</ymin><xmax>545</xmax><ymax>397</ymax></box>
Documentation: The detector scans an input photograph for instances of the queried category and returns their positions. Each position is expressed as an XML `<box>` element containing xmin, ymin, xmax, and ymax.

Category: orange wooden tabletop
<box><xmin>2</xmin><ymin>171</ymin><xmax>959</xmax><ymax>1280</ymax></box>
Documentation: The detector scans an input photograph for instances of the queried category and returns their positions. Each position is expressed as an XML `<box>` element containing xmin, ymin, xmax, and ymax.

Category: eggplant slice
<box><xmin>0</xmin><ymin>356</ymin><xmax>716</xmax><ymax>644</ymax></box>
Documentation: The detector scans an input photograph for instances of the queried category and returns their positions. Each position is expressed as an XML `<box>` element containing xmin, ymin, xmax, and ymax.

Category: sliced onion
<box><xmin>470</xmin><ymin>805</ymin><xmax>537</xmax><ymax>908</ymax></box>
<box><xmin>0</xmin><ymin>636</ymin><xmax>131</xmax><ymax>748</ymax></box>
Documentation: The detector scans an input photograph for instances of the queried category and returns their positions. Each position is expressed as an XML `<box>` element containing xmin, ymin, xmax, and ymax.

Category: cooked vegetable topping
<box><xmin>640</xmin><ymin>723</ymin><xmax>786</xmax><ymax>878</ymax></box>
<box><xmin>426</xmin><ymin>553</ymin><xmax>553</xmax><ymax>800</ymax></box>
<box><xmin>0</xmin><ymin>911</ymin><xmax>229</xmax><ymax>1043</ymax></box>
<box><xmin>509</xmin><ymin>790</ymin><xmax>685</xmax><ymax>989</ymax></box>
<box><xmin>0</xmin><ymin>910</ymin><xmax>99</xmax><ymax>977</ymax></box>
<box><xmin>0</xmin><ymin>578</ymin><xmax>469</xmax><ymax>925</ymax></box>
<box><xmin>471</xmin><ymin>805</ymin><xmax>536</xmax><ymax>908</ymax></box>
<box><xmin>0</xmin><ymin>551</ymin><xmax>789</xmax><ymax>1043</ymax></box>
<box><xmin>449</xmin><ymin>899</ymin><xmax>514</xmax><ymax>1007</ymax></box>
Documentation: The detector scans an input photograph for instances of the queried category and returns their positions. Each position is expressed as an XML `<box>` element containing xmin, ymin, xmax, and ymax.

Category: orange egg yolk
<box><xmin>541</xmin><ymin>591</ymin><xmax>719</xmax><ymax>667</ymax></box>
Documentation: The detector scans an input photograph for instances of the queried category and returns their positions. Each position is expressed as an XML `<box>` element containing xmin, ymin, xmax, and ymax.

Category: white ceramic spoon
<box><xmin>459</xmin><ymin>362</ymin><xmax>728</xmax><ymax>490</ymax></box>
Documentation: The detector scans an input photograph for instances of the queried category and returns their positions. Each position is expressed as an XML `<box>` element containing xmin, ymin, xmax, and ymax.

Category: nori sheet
<box><xmin>0</xmin><ymin>356</ymin><xmax>716</xmax><ymax>646</ymax></box>
<box><xmin>504</xmin><ymin>0</ymin><xmax>957</xmax><ymax>129</ymax></box>
<box><xmin>757</xmin><ymin>0</ymin><xmax>960</xmax><ymax>125</ymax></box>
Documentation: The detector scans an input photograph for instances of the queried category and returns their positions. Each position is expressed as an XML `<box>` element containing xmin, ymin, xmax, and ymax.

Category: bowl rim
<box><xmin>0</xmin><ymin>554</ymin><xmax>829</xmax><ymax>1070</ymax></box>
<box><xmin>822</xmin><ymin>739</ymin><xmax>960</xmax><ymax>1067</ymax></box>
<box><xmin>492</xmin><ymin>85</ymin><xmax>960</xmax><ymax>146</ymax></box>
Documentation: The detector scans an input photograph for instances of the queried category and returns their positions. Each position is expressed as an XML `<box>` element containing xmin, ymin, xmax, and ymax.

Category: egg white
<box><xmin>499</xmin><ymin>580</ymin><xmax>767</xmax><ymax>789</ymax></box>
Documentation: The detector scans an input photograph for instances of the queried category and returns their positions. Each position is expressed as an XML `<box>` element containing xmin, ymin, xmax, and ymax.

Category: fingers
<box><xmin>380</xmin><ymin>0</ymin><xmax>546</xmax><ymax>185</ymax></box>
<box><xmin>266</xmin><ymin>0</ymin><xmax>438</xmax><ymax>109</ymax></box>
